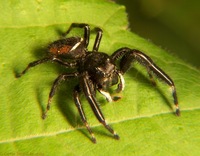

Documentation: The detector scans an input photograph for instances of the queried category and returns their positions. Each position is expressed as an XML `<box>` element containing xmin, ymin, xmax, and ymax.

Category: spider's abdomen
<box><xmin>48</xmin><ymin>37</ymin><xmax>85</xmax><ymax>58</ymax></box>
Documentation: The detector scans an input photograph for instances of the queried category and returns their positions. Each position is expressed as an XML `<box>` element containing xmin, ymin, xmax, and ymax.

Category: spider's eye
<box><xmin>96</xmin><ymin>67</ymin><xmax>107</xmax><ymax>77</ymax></box>
<box><xmin>96</xmin><ymin>63</ymin><xmax>115</xmax><ymax>78</ymax></box>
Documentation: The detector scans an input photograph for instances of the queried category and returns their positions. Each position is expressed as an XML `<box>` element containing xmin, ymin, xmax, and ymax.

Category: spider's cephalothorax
<box><xmin>17</xmin><ymin>23</ymin><xmax>180</xmax><ymax>143</ymax></box>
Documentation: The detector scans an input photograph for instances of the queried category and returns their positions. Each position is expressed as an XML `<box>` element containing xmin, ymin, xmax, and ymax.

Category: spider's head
<box><xmin>96</xmin><ymin>59</ymin><xmax>115</xmax><ymax>78</ymax></box>
<box><xmin>83</xmin><ymin>52</ymin><xmax>119</xmax><ymax>90</ymax></box>
<box><xmin>94</xmin><ymin>57</ymin><xmax>118</xmax><ymax>90</ymax></box>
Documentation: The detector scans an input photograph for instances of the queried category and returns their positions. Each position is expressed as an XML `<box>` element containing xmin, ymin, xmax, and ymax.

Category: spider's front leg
<box><xmin>80</xmin><ymin>72</ymin><xmax>120</xmax><ymax>140</ymax></box>
<box><xmin>111</xmin><ymin>47</ymin><xmax>180</xmax><ymax>116</ymax></box>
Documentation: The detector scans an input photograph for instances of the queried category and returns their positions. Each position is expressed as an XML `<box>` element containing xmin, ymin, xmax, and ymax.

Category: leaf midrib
<box><xmin>0</xmin><ymin>108</ymin><xmax>199</xmax><ymax>144</ymax></box>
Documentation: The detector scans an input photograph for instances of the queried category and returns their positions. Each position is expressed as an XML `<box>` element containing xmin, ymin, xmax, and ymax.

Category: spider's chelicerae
<box><xmin>17</xmin><ymin>23</ymin><xmax>180</xmax><ymax>143</ymax></box>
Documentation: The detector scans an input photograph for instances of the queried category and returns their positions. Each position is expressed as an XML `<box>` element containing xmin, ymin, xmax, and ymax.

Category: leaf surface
<box><xmin>0</xmin><ymin>0</ymin><xmax>200</xmax><ymax>155</ymax></box>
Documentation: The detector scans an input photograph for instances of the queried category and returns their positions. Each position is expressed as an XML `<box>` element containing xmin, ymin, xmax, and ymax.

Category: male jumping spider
<box><xmin>17</xmin><ymin>23</ymin><xmax>180</xmax><ymax>143</ymax></box>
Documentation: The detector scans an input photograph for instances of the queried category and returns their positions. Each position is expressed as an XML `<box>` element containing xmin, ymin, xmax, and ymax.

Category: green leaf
<box><xmin>0</xmin><ymin>0</ymin><xmax>200</xmax><ymax>155</ymax></box>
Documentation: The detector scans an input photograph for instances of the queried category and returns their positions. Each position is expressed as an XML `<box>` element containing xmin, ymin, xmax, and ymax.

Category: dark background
<box><xmin>116</xmin><ymin>0</ymin><xmax>200</xmax><ymax>68</ymax></box>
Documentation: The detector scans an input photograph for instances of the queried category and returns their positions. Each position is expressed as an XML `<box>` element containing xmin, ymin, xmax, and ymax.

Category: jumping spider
<box><xmin>17</xmin><ymin>23</ymin><xmax>180</xmax><ymax>143</ymax></box>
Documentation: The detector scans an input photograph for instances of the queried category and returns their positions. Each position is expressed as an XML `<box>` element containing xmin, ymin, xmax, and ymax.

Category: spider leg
<box><xmin>147</xmin><ymin>69</ymin><xmax>157</xmax><ymax>86</ymax></box>
<box><xmin>63</xmin><ymin>23</ymin><xmax>103</xmax><ymax>52</ymax></box>
<box><xmin>113</xmin><ymin>49</ymin><xmax>156</xmax><ymax>85</ymax></box>
<box><xmin>73</xmin><ymin>85</ymin><xmax>96</xmax><ymax>143</ymax></box>
<box><xmin>16</xmin><ymin>56</ymin><xmax>77</xmax><ymax>78</ymax></box>
<box><xmin>81</xmin><ymin>72</ymin><xmax>120</xmax><ymax>140</ymax></box>
<box><xmin>42</xmin><ymin>72</ymin><xmax>78</xmax><ymax>119</ymax></box>
<box><xmin>92</xmin><ymin>27</ymin><xmax>103</xmax><ymax>52</ymax></box>
<box><xmin>63</xmin><ymin>23</ymin><xmax>90</xmax><ymax>48</ymax></box>
<box><xmin>16</xmin><ymin>57</ymin><xmax>51</xmax><ymax>78</ymax></box>
<box><xmin>52</xmin><ymin>57</ymin><xmax>77</xmax><ymax>68</ymax></box>
<box><xmin>111</xmin><ymin>47</ymin><xmax>180</xmax><ymax>116</ymax></box>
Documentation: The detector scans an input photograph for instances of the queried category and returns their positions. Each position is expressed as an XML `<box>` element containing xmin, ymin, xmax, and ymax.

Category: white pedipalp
<box><xmin>99</xmin><ymin>89</ymin><xmax>113</xmax><ymax>102</ymax></box>
<box><xmin>116</xmin><ymin>72</ymin><xmax>125</xmax><ymax>92</ymax></box>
